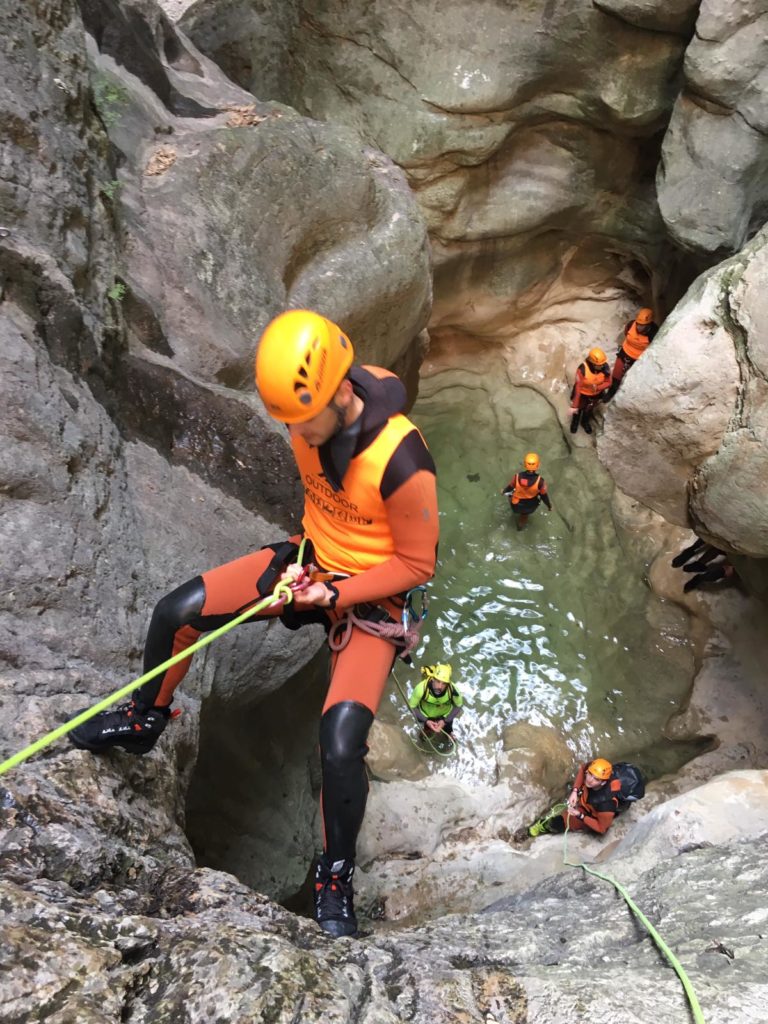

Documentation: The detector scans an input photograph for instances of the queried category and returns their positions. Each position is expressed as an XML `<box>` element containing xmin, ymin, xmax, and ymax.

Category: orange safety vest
<box><xmin>511</xmin><ymin>473</ymin><xmax>541</xmax><ymax>504</ymax></box>
<box><xmin>579</xmin><ymin>777</ymin><xmax>622</xmax><ymax>818</ymax></box>
<box><xmin>578</xmin><ymin>361</ymin><xmax>609</xmax><ymax>396</ymax></box>
<box><xmin>622</xmin><ymin>321</ymin><xmax>652</xmax><ymax>360</ymax></box>
<box><xmin>293</xmin><ymin>411</ymin><xmax>420</xmax><ymax>575</ymax></box>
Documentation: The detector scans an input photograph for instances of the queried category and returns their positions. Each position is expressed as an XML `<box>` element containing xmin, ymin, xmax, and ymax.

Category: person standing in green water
<box><xmin>501</xmin><ymin>452</ymin><xmax>552</xmax><ymax>530</ymax></box>
<box><xmin>408</xmin><ymin>663</ymin><xmax>464</xmax><ymax>738</ymax></box>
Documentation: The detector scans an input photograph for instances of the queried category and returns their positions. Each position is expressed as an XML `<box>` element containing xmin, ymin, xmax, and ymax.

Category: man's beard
<box><xmin>329</xmin><ymin>399</ymin><xmax>347</xmax><ymax>437</ymax></box>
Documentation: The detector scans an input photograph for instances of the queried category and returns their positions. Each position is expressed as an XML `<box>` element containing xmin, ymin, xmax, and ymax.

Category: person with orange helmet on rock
<box><xmin>605</xmin><ymin>307</ymin><xmax>659</xmax><ymax>400</ymax></box>
<box><xmin>501</xmin><ymin>452</ymin><xmax>552</xmax><ymax>531</ymax></box>
<box><xmin>569</xmin><ymin>347</ymin><xmax>612</xmax><ymax>435</ymax></box>
<box><xmin>70</xmin><ymin>309</ymin><xmax>439</xmax><ymax>940</ymax></box>
<box><xmin>526</xmin><ymin>758</ymin><xmax>626</xmax><ymax>838</ymax></box>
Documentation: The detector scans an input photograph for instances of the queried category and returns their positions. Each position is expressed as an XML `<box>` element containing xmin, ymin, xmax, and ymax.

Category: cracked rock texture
<box><xmin>2</xmin><ymin>772</ymin><xmax>767</xmax><ymax>1022</ymax></box>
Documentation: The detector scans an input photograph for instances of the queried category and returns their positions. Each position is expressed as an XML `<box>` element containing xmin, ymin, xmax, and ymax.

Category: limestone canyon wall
<box><xmin>1</xmin><ymin>1</ymin><xmax>768</xmax><ymax>1022</ymax></box>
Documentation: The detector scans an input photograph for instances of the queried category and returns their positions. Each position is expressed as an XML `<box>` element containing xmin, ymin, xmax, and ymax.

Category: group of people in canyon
<box><xmin>501</xmin><ymin>307</ymin><xmax>657</xmax><ymax>530</ymax></box>
<box><xmin>67</xmin><ymin>302</ymin><xmax>725</xmax><ymax>940</ymax></box>
<box><xmin>569</xmin><ymin>307</ymin><xmax>658</xmax><ymax>435</ymax></box>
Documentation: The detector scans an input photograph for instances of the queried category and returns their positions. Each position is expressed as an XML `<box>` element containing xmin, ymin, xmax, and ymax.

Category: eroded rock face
<box><xmin>657</xmin><ymin>0</ymin><xmax>768</xmax><ymax>256</ymax></box>
<box><xmin>599</xmin><ymin>226</ymin><xmax>768</xmax><ymax>558</ymax></box>
<box><xmin>177</xmin><ymin>0</ymin><xmax>687</xmax><ymax>333</ymax></box>
<box><xmin>594</xmin><ymin>0</ymin><xmax>699</xmax><ymax>35</ymax></box>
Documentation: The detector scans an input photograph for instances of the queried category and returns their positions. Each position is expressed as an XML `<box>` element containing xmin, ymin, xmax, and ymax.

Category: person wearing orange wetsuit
<box><xmin>605</xmin><ymin>307</ymin><xmax>659</xmax><ymax>400</ymax></box>
<box><xmin>70</xmin><ymin>310</ymin><xmax>439</xmax><ymax>939</ymax></box>
<box><xmin>540</xmin><ymin>758</ymin><xmax>622</xmax><ymax>835</ymax></box>
<box><xmin>569</xmin><ymin>347</ymin><xmax>612</xmax><ymax>435</ymax></box>
<box><xmin>501</xmin><ymin>452</ymin><xmax>552</xmax><ymax>531</ymax></box>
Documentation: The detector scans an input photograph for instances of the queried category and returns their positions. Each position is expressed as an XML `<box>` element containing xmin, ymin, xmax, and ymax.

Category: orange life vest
<box><xmin>293</xmin><ymin>411</ymin><xmax>420</xmax><ymax>575</ymax></box>
<box><xmin>579</xmin><ymin>361</ymin><xmax>609</xmax><ymax>396</ymax></box>
<box><xmin>579</xmin><ymin>777</ymin><xmax>622</xmax><ymax>818</ymax></box>
<box><xmin>511</xmin><ymin>473</ymin><xmax>541</xmax><ymax>504</ymax></box>
<box><xmin>622</xmin><ymin>321</ymin><xmax>652</xmax><ymax>360</ymax></box>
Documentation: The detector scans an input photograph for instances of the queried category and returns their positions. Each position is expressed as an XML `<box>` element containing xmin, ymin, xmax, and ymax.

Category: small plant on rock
<box><xmin>100</xmin><ymin>180</ymin><xmax>121</xmax><ymax>200</ymax></box>
<box><xmin>92</xmin><ymin>76</ymin><xmax>128</xmax><ymax>128</ymax></box>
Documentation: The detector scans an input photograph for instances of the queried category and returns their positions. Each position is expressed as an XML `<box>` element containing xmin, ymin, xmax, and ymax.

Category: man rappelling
<box><xmin>70</xmin><ymin>309</ymin><xmax>439</xmax><ymax>939</ymax></box>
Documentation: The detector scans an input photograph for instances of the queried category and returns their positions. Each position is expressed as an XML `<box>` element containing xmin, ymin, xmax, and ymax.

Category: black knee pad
<box><xmin>319</xmin><ymin>701</ymin><xmax>374</xmax><ymax>775</ymax></box>
<box><xmin>151</xmin><ymin>576</ymin><xmax>206</xmax><ymax>632</ymax></box>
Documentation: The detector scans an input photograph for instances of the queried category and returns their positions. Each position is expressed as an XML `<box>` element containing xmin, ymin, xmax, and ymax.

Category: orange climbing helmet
<box><xmin>255</xmin><ymin>310</ymin><xmax>354</xmax><ymax>423</ymax></box>
<box><xmin>635</xmin><ymin>308</ymin><xmax>654</xmax><ymax>325</ymax></box>
<box><xmin>587</xmin><ymin>347</ymin><xmax>607</xmax><ymax>365</ymax></box>
<box><xmin>587</xmin><ymin>757</ymin><xmax>613</xmax><ymax>781</ymax></box>
<box><xmin>524</xmin><ymin>453</ymin><xmax>540</xmax><ymax>472</ymax></box>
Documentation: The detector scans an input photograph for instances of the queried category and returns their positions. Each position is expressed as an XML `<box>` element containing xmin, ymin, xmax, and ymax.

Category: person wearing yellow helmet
<box><xmin>605</xmin><ymin>306</ymin><xmax>659</xmax><ymax>400</ymax></box>
<box><xmin>70</xmin><ymin>308</ymin><xmax>439</xmax><ymax>940</ymax></box>
<box><xmin>501</xmin><ymin>452</ymin><xmax>552</xmax><ymax>530</ymax></box>
<box><xmin>569</xmin><ymin>346</ymin><xmax>611</xmax><ymax>435</ymax></box>
<box><xmin>408</xmin><ymin>663</ymin><xmax>464</xmax><ymax>737</ymax></box>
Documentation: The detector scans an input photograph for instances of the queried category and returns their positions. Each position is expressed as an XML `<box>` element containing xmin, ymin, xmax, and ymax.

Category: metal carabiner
<box><xmin>402</xmin><ymin>585</ymin><xmax>429</xmax><ymax>630</ymax></box>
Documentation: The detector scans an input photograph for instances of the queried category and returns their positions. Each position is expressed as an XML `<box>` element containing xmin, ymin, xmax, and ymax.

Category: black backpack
<box><xmin>612</xmin><ymin>762</ymin><xmax>645</xmax><ymax>804</ymax></box>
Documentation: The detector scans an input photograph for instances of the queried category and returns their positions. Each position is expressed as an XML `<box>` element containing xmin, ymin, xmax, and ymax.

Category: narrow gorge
<box><xmin>1</xmin><ymin>1</ymin><xmax>767</xmax><ymax>1022</ymax></box>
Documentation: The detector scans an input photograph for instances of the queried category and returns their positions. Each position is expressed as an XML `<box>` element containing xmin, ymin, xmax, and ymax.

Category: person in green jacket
<box><xmin>408</xmin><ymin>663</ymin><xmax>464</xmax><ymax>737</ymax></box>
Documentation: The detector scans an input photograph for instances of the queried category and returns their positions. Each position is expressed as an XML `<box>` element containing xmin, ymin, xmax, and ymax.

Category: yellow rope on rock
<box><xmin>0</xmin><ymin>541</ymin><xmax>308</xmax><ymax>778</ymax></box>
<box><xmin>562</xmin><ymin>820</ymin><xmax>706</xmax><ymax>1023</ymax></box>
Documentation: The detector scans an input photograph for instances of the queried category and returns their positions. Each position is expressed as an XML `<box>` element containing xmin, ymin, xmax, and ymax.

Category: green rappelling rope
<box><xmin>0</xmin><ymin>541</ymin><xmax>308</xmax><ymax>778</ymax></box>
<box><xmin>562</xmin><ymin>820</ymin><xmax>706</xmax><ymax>1023</ymax></box>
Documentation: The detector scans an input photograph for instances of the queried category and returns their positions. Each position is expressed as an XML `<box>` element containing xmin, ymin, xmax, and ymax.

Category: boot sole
<box><xmin>69</xmin><ymin>735</ymin><xmax>155</xmax><ymax>755</ymax></box>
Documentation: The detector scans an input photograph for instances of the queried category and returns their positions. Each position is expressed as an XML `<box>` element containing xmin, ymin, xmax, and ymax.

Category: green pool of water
<box><xmin>384</xmin><ymin>361</ymin><xmax>701</xmax><ymax>784</ymax></box>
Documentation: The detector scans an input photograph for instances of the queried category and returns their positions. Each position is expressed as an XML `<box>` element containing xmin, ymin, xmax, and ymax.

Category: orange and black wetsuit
<box><xmin>609</xmin><ymin>319</ymin><xmax>658</xmax><ymax>394</ymax></box>
<box><xmin>503</xmin><ymin>471</ymin><xmax>551</xmax><ymax>515</ymax></box>
<box><xmin>570</xmin><ymin>359</ymin><xmax>611</xmax><ymax>434</ymax></box>
<box><xmin>558</xmin><ymin>763</ymin><xmax>621</xmax><ymax>834</ymax></box>
<box><xmin>136</xmin><ymin>365</ymin><xmax>438</xmax><ymax>862</ymax></box>
<box><xmin>572</xmin><ymin>360</ymin><xmax>611</xmax><ymax>410</ymax></box>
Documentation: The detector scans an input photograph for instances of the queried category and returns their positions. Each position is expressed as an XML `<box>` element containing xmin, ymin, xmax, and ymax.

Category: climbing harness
<box><xmin>0</xmin><ymin>541</ymin><xmax>310</xmax><ymax>779</ymax></box>
<box><xmin>390</xmin><ymin>666</ymin><xmax>457</xmax><ymax>759</ymax></box>
<box><xmin>328</xmin><ymin>585</ymin><xmax>429</xmax><ymax>660</ymax></box>
<box><xmin>562</xmin><ymin>818</ymin><xmax>706</xmax><ymax>1024</ymax></box>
